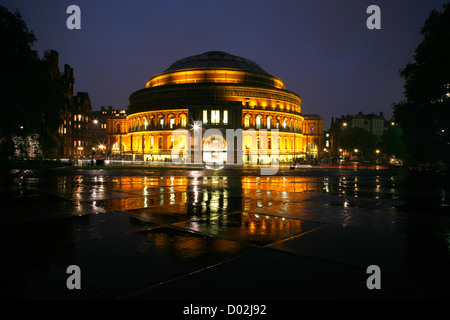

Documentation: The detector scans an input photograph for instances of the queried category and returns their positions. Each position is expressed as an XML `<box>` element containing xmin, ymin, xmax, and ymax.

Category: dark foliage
<box><xmin>393</xmin><ymin>3</ymin><xmax>450</xmax><ymax>167</ymax></box>
<box><xmin>0</xmin><ymin>5</ymin><xmax>70</xmax><ymax>159</ymax></box>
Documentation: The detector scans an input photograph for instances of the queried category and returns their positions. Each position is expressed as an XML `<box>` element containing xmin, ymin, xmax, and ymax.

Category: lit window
<box><xmin>267</xmin><ymin>117</ymin><xmax>271</xmax><ymax>129</ymax></box>
<box><xmin>256</xmin><ymin>116</ymin><xmax>261</xmax><ymax>129</ymax></box>
<box><xmin>150</xmin><ymin>136</ymin><xmax>154</xmax><ymax>149</ymax></box>
<box><xmin>203</xmin><ymin>110</ymin><xmax>208</xmax><ymax>124</ymax></box>
<box><xmin>181</xmin><ymin>115</ymin><xmax>186</xmax><ymax>127</ymax></box>
<box><xmin>211</xmin><ymin>110</ymin><xmax>220</xmax><ymax>124</ymax></box>
<box><xmin>160</xmin><ymin>118</ymin><xmax>164</xmax><ymax>129</ymax></box>
<box><xmin>144</xmin><ymin>118</ymin><xmax>148</xmax><ymax>129</ymax></box>
<box><xmin>244</xmin><ymin>116</ymin><xmax>250</xmax><ymax>128</ymax></box>
<box><xmin>283</xmin><ymin>119</ymin><xmax>287</xmax><ymax>129</ymax></box>
<box><xmin>169</xmin><ymin>118</ymin><xmax>175</xmax><ymax>129</ymax></box>
<box><xmin>223</xmin><ymin>110</ymin><xmax>228</xmax><ymax>125</ymax></box>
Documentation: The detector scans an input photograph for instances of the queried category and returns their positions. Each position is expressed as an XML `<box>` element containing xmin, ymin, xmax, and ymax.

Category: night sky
<box><xmin>2</xmin><ymin>0</ymin><xmax>449</xmax><ymax>129</ymax></box>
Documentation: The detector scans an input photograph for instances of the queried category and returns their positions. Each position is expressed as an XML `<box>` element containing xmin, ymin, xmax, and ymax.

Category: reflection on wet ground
<box><xmin>0</xmin><ymin>168</ymin><xmax>449</xmax><ymax>299</ymax></box>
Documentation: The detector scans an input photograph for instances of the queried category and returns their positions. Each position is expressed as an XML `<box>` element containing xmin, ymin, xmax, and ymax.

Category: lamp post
<box><xmin>91</xmin><ymin>147</ymin><xmax>95</xmax><ymax>165</ymax></box>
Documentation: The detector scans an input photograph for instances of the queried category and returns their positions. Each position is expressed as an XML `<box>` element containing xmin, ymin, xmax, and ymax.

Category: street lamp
<box><xmin>375</xmin><ymin>149</ymin><xmax>381</xmax><ymax>164</ymax></box>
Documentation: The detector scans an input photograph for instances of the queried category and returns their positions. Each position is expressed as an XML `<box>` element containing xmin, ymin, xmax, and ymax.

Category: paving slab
<box><xmin>122</xmin><ymin>247</ymin><xmax>449</xmax><ymax>300</ymax></box>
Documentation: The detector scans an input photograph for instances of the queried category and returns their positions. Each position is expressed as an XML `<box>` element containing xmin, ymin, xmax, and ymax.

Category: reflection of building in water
<box><xmin>107</xmin><ymin>51</ymin><xmax>323</xmax><ymax>163</ymax></box>
<box><xmin>146</xmin><ymin>229</ymin><xmax>244</xmax><ymax>259</ymax></box>
<box><xmin>55</xmin><ymin>174</ymin><xmax>317</xmax><ymax>256</ymax></box>
<box><xmin>241</xmin><ymin>212</ymin><xmax>303</xmax><ymax>236</ymax></box>
<box><xmin>241</xmin><ymin>176</ymin><xmax>323</xmax><ymax>194</ymax></box>
<box><xmin>58</xmin><ymin>175</ymin><xmax>323</xmax><ymax>215</ymax></box>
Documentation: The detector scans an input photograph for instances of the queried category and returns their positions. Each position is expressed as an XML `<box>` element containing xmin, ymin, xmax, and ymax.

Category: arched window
<box><xmin>267</xmin><ymin>116</ymin><xmax>271</xmax><ymax>129</ymax></box>
<box><xmin>180</xmin><ymin>114</ymin><xmax>187</xmax><ymax>127</ymax></box>
<box><xmin>256</xmin><ymin>116</ymin><xmax>261</xmax><ymax>129</ymax></box>
<box><xmin>244</xmin><ymin>114</ymin><xmax>251</xmax><ymax>128</ymax></box>
<box><xmin>149</xmin><ymin>116</ymin><xmax>154</xmax><ymax>129</ymax></box>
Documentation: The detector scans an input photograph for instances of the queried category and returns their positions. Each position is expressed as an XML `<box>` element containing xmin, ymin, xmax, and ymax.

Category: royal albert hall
<box><xmin>107</xmin><ymin>51</ymin><xmax>323</xmax><ymax>164</ymax></box>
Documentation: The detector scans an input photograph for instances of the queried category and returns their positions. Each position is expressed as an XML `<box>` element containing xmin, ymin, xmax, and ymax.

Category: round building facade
<box><xmin>107</xmin><ymin>51</ymin><xmax>323</xmax><ymax>164</ymax></box>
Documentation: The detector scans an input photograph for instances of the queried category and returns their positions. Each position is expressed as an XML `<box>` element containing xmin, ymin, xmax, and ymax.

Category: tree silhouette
<box><xmin>380</xmin><ymin>125</ymin><xmax>407</xmax><ymax>160</ymax></box>
<box><xmin>0</xmin><ymin>5</ymin><xmax>70</xmax><ymax>159</ymax></box>
<box><xmin>393</xmin><ymin>3</ymin><xmax>450</xmax><ymax>167</ymax></box>
<box><xmin>340</xmin><ymin>127</ymin><xmax>379</xmax><ymax>161</ymax></box>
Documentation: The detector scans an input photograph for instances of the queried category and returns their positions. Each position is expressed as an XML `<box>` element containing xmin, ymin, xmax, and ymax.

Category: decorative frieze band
<box><xmin>130</xmin><ymin>85</ymin><xmax>301</xmax><ymax>106</ymax></box>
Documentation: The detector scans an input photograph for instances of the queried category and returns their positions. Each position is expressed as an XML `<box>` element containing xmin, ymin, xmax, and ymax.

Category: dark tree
<box><xmin>380</xmin><ymin>125</ymin><xmax>407</xmax><ymax>160</ymax></box>
<box><xmin>0</xmin><ymin>5</ymin><xmax>70</xmax><ymax>159</ymax></box>
<box><xmin>340</xmin><ymin>127</ymin><xmax>379</xmax><ymax>161</ymax></box>
<box><xmin>393</xmin><ymin>3</ymin><xmax>450</xmax><ymax>167</ymax></box>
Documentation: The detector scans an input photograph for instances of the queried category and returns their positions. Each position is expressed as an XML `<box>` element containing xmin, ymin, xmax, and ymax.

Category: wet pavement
<box><xmin>1</xmin><ymin>166</ymin><xmax>450</xmax><ymax>300</ymax></box>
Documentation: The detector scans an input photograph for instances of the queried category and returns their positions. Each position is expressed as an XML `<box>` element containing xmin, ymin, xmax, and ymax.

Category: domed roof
<box><xmin>164</xmin><ymin>51</ymin><xmax>269</xmax><ymax>74</ymax></box>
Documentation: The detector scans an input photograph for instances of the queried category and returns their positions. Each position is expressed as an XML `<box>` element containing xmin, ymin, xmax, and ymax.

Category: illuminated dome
<box><xmin>146</xmin><ymin>51</ymin><xmax>285</xmax><ymax>89</ymax></box>
<box><xmin>164</xmin><ymin>51</ymin><xmax>268</xmax><ymax>74</ymax></box>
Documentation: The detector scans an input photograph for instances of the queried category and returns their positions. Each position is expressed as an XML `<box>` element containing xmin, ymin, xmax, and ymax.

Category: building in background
<box><xmin>331</xmin><ymin>112</ymin><xmax>386</xmax><ymax>137</ymax></box>
<box><xmin>72</xmin><ymin>92</ymin><xmax>93</xmax><ymax>158</ymax></box>
<box><xmin>45</xmin><ymin>50</ymin><xmax>94</xmax><ymax>159</ymax></box>
<box><xmin>107</xmin><ymin>51</ymin><xmax>323</xmax><ymax>163</ymax></box>
<box><xmin>328</xmin><ymin>112</ymin><xmax>389</xmax><ymax>162</ymax></box>
<box><xmin>45</xmin><ymin>50</ymin><xmax>74</xmax><ymax>158</ymax></box>
<box><xmin>92</xmin><ymin>106</ymin><xmax>127</xmax><ymax>157</ymax></box>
